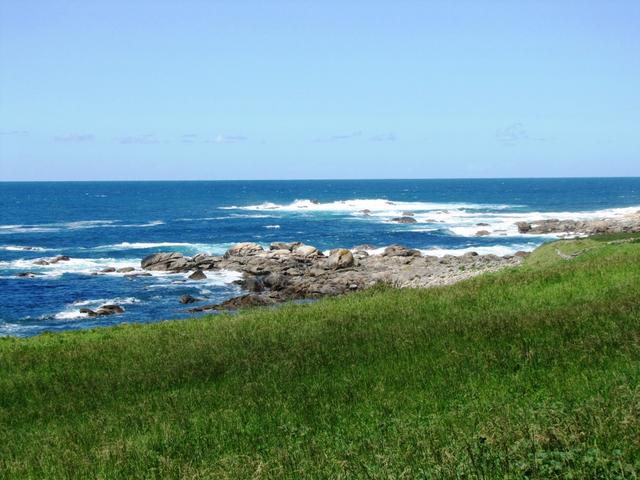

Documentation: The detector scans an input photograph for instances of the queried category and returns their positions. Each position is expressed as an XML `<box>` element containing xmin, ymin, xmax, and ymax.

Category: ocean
<box><xmin>1</xmin><ymin>178</ymin><xmax>639</xmax><ymax>337</ymax></box>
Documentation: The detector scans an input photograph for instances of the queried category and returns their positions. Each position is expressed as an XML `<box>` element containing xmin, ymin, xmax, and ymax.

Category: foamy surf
<box><xmin>53</xmin><ymin>297</ymin><xmax>141</xmax><ymax>320</ymax></box>
<box><xmin>222</xmin><ymin>198</ymin><xmax>512</xmax><ymax>213</ymax></box>
<box><xmin>0</xmin><ymin>220</ymin><xmax>164</xmax><ymax>235</ymax></box>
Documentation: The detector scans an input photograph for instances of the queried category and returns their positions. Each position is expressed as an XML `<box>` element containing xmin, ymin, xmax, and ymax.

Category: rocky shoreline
<box><xmin>141</xmin><ymin>242</ymin><xmax>526</xmax><ymax>311</ymax></box>
<box><xmin>516</xmin><ymin>211</ymin><xmax>640</xmax><ymax>236</ymax></box>
<box><xmin>16</xmin><ymin>212</ymin><xmax>640</xmax><ymax>317</ymax></box>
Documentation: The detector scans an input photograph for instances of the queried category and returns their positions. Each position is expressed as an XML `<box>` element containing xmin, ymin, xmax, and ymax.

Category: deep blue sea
<box><xmin>1</xmin><ymin>178</ymin><xmax>639</xmax><ymax>337</ymax></box>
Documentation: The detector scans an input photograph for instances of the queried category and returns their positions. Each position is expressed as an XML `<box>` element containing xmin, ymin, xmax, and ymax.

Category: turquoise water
<box><xmin>1</xmin><ymin>178</ymin><xmax>639</xmax><ymax>336</ymax></box>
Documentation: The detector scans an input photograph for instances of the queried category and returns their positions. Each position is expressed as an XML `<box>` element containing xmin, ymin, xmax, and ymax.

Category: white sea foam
<box><xmin>92</xmin><ymin>242</ymin><xmax>232</xmax><ymax>255</ymax></box>
<box><xmin>96</xmin><ymin>242</ymin><xmax>198</xmax><ymax>250</ymax></box>
<box><xmin>361</xmin><ymin>243</ymin><xmax>537</xmax><ymax>257</ymax></box>
<box><xmin>53</xmin><ymin>298</ymin><xmax>140</xmax><ymax>320</ymax></box>
<box><xmin>222</xmin><ymin>198</ymin><xmax>507</xmax><ymax>213</ymax></box>
<box><xmin>0</xmin><ymin>220</ymin><xmax>164</xmax><ymax>235</ymax></box>
<box><xmin>220</xmin><ymin>198</ymin><xmax>640</xmax><ymax>240</ymax></box>
<box><xmin>264</xmin><ymin>225</ymin><xmax>281</xmax><ymax>229</ymax></box>
<box><xmin>0</xmin><ymin>245</ymin><xmax>50</xmax><ymax>252</ymax></box>
<box><xmin>0</xmin><ymin>257</ymin><xmax>140</xmax><ymax>278</ymax></box>
<box><xmin>144</xmin><ymin>269</ymin><xmax>242</xmax><ymax>288</ymax></box>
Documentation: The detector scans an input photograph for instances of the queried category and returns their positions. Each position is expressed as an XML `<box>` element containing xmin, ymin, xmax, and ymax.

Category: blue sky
<box><xmin>1</xmin><ymin>1</ymin><xmax>639</xmax><ymax>181</ymax></box>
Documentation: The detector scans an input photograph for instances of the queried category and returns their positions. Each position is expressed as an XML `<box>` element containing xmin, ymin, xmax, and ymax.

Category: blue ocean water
<box><xmin>1</xmin><ymin>178</ymin><xmax>639</xmax><ymax>337</ymax></box>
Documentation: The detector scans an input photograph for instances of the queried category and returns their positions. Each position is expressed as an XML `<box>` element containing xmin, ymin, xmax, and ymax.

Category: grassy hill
<box><xmin>1</xmin><ymin>235</ymin><xmax>639</xmax><ymax>479</ymax></box>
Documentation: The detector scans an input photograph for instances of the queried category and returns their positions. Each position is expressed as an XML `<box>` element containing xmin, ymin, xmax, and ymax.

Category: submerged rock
<box><xmin>49</xmin><ymin>255</ymin><xmax>70</xmax><ymax>264</ymax></box>
<box><xmin>16</xmin><ymin>271</ymin><xmax>41</xmax><ymax>278</ymax></box>
<box><xmin>391</xmin><ymin>216</ymin><xmax>418</xmax><ymax>224</ymax></box>
<box><xmin>179</xmin><ymin>294</ymin><xmax>200</xmax><ymax>304</ymax></box>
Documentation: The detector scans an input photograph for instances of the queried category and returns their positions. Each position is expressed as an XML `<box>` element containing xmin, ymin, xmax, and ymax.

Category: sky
<box><xmin>0</xmin><ymin>1</ymin><xmax>639</xmax><ymax>181</ymax></box>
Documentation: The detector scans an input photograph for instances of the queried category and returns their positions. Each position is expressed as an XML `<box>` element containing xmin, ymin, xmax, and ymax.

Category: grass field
<box><xmin>1</xmin><ymin>235</ymin><xmax>639</xmax><ymax>479</ymax></box>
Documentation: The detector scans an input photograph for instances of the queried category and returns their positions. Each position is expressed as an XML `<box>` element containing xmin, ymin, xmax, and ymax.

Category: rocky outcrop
<box><xmin>80</xmin><ymin>304</ymin><xmax>125</xmax><ymax>317</ymax></box>
<box><xmin>141</xmin><ymin>252</ymin><xmax>192</xmax><ymax>272</ymax></box>
<box><xmin>516</xmin><ymin>212</ymin><xmax>640</xmax><ymax>236</ymax></box>
<box><xmin>142</xmin><ymin>241</ymin><xmax>524</xmax><ymax>312</ymax></box>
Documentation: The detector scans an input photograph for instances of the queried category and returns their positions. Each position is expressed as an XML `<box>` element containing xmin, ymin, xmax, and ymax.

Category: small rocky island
<box><xmin>141</xmin><ymin>243</ymin><xmax>526</xmax><ymax>311</ymax></box>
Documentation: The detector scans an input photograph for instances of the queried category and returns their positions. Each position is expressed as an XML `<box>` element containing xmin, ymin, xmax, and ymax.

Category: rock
<box><xmin>142</xmin><ymin>252</ymin><xmax>185</xmax><ymax>271</ymax></box>
<box><xmin>180</xmin><ymin>294</ymin><xmax>200</xmax><ymax>304</ymax></box>
<box><xmin>293</xmin><ymin>244</ymin><xmax>320</xmax><ymax>257</ymax></box>
<box><xmin>269</xmin><ymin>249</ymin><xmax>292</xmax><ymax>257</ymax></box>
<box><xmin>462</xmin><ymin>251</ymin><xmax>479</xmax><ymax>257</ymax></box>
<box><xmin>16</xmin><ymin>271</ymin><xmax>40</xmax><ymax>278</ymax></box>
<box><xmin>188</xmin><ymin>294</ymin><xmax>275</xmax><ymax>312</ymax></box>
<box><xmin>188</xmin><ymin>270</ymin><xmax>207</xmax><ymax>280</ymax></box>
<box><xmin>101</xmin><ymin>267</ymin><xmax>116</xmax><ymax>273</ymax></box>
<box><xmin>224</xmin><ymin>242</ymin><xmax>263</xmax><ymax>258</ymax></box>
<box><xmin>49</xmin><ymin>255</ymin><xmax>70</xmax><ymax>264</ymax></box>
<box><xmin>116</xmin><ymin>267</ymin><xmax>135</xmax><ymax>273</ymax></box>
<box><xmin>391</xmin><ymin>216</ymin><xmax>418</xmax><ymax>224</ymax></box>
<box><xmin>270</xmin><ymin>242</ymin><xmax>300</xmax><ymax>251</ymax></box>
<box><xmin>476</xmin><ymin>223</ymin><xmax>490</xmax><ymax>226</ymax></box>
<box><xmin>263</xmin><ymin>272</ymin><xmax>288</xmax><ymax>290</ymax></box>
<box><xmin>516</xmin><ymin>222</ymin><xmax>532</xmax><ymax>233</ymax></box>
<box><xmin>514</xmin><ymin>251</ymin><xmax>530</xmax><ymax>258</ymax></box>
<box><xmin>353</xmin><ymin>244</ymin><xmax>376</xmax><ymax>251</ymax></box>
<box><xmin>475</xmin><ymin>230</ymin><xmax>491</xmax><ymax>237</ymax></box>
<box><xmin>382</xmin><ymin>245</ymin><xmax>421</xmax><ymax>257</ymax></box>
<box><xmin>401</xmin><ymin>211</ymin><xmax>415</xmax><ymax>217</ymax></box>
<box><xmin>84</xmin><ymin>304</ymin><xmax>125</xmax><ymax>317</ymax></box>
<box><xmin>32</xmin><ymin>259</ymin><xmax>49</xmax><ymax>266</ymax></box>
<box><xmin>326</xmin><ymin>249</ymin><xmax>354</xmax><ymax>269</ymax></box>
<box><xmin>310</xmin><ymin>199</ymin><xmax>321</xmax><ymax>204</ymax></box>
<box><xmin>192</xmin><ymin>253</ymin><xmax>220</xmax><ymax>268</ymax></box>
<box><xmin>124</xmin><ymin>272</ymin><xmax>152</xmax><ymax>278</ymax></box>
<box><xmin>360</xmin><ymin>209</ymin><xmax>372</xmax><ymax>216</ymax></box>
<box><xmin>242</xmin><ymin>275</ymin><xmax>265</xmax><ymax>292</ymax></box>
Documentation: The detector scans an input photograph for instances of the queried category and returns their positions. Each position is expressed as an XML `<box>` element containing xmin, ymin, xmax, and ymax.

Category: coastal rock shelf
<box><xmin>141</xmin><ymin>242</ymin><xmax>526</xmax><ymax>311</ymax></box>
<box><xmin>516</xmin><ymin>212</ymin><xmax>640</xmax><ymax>235</ymax></box>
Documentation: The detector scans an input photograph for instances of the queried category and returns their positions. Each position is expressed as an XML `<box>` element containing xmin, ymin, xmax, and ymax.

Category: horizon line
<box><xmin>1</xmin><ymin>175</ymin><xmax>640</xmax><ymax>183</ymax></box>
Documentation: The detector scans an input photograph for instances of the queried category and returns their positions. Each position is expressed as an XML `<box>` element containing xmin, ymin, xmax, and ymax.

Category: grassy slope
<box><xmin>1</xmin><ymin>237</ymin><xmax>639</xmax><ymax>479</ymax></box>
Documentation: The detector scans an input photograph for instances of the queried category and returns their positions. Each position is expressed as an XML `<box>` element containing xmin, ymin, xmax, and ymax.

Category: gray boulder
<box><xmin>188</xmin><ymin>270</ymin><xmax>207</xmax><ymax>280</ymax></box>
<box><xmin>326</xmin><ymin>249</ymin><xmax>354</xmax><ymax>269</ymax></box>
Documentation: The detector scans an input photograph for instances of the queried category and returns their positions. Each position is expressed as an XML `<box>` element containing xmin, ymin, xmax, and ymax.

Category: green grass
<box><xmin>1</xmin><ymin>237</ymin><xmax>640</xmax><ymax>479</ymax></box>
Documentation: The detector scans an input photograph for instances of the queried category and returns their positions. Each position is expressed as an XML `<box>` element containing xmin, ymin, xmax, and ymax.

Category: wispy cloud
<box><xmin>54</xmin><ymin>133</ymin><xmax>94</xmax><ymax>142</ymax></box>
<box><xmin>180</xmin><ymin>133</ymin><xmax>199</xmax><ymax>144</ymax></box>
<box><xmin>118</xmin><ymin>134</ymin><xmax>161</xmax><ymax>145</ymax></box>
<box><xmin>496</xmin><ymin>122</ymin><xmax>546</xmax><ymax>146</ymax></box>
<box><xmin>370</xmin><ymin>133</ymin><xmax>396</xmax><ymax>142</ymax></box>
<box><xmin>496</xmin><ymin>122</ymin><xmax>528</xmax><ymax>145</ymax></box>
<box><xmin>315</xmin><ymin>131</ymin><xmax>362</xmax><ymax>142</ymax></box>
<box><xmin>206</xmin><ymin>134</ymin><xmax>248</xmax><ymax>144</ymax></box>
<box><xmin>0</xmin><ymin>130</ymin><xmax>29</xmax><ymax>136</ymax></box>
